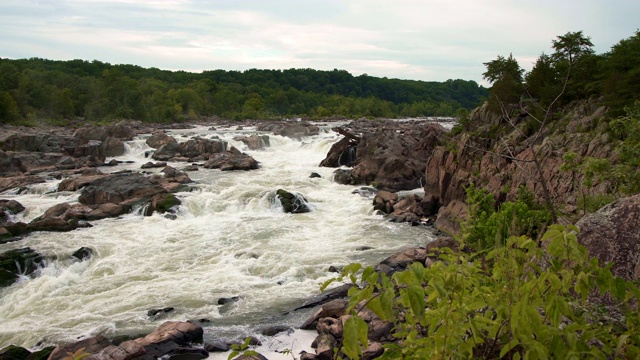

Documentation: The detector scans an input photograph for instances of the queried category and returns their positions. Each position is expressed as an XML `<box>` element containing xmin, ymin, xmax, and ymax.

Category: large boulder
<box><xmin>320</xmin><ymin>122</ymin><xmax>445</xmax><ymax>192</ymax></box>
<box><xmin>256</xmin><ymin>121</ymin><xmax>320</xmax><ymax>139</ymax></box>
<box><xmin>133</xmin><ymin>321</ymin><xmax>203</xmax><ymax>347</ymax></box>
<box><xmin>78</xmin><ymin>172</ymin><xmax>167</xmax><ymax>206</ymax></box>
<box><xmin>48</xmin><ymin>335</ymin><xmax>112</xmax><ymax>360</ymax></box>
<box><xmin>1</xmin><ymin>133</ymin><xmax>70</xmax><ymax>153</ymax></box>
<box><xmin>152</xmin><ymin>137</ymin><xmax>226</xmax><ymax>162</ymax></box>
<box><xmin>276</xmin><ymin>189</ymin><xmax>311</xmax><ymax>213</ymax></box>
<box><xmin>577</xmin><ymin>194</ymin><xmax>640</xmax><ymax>281</ymax></box>
<box><xmin>146</xmin><ymin>131</ymin><xmax>177</xmax><ymax>149</ymax></box>
<box><xmin>203</xmin><ymin>148</ymin><xmax>259</xmax><ymax>171</ymax></box>
<box><xmin>0</xmin><ymin>247</ymin><xmax>44</xmax><ymax>288</ymax></box>
<box><xmin>234</xmin><ymin>134</ymin><xmax>270</xmax><ymax>150</ymax></box>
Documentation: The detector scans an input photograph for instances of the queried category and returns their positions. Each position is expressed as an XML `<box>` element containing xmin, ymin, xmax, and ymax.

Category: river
<box><xmin>0</xmin><ymin>124</ymin><xmax>435</xmax><ymax>357</ymax></box>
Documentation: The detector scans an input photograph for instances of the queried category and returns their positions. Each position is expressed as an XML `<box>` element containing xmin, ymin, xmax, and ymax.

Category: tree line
<box><xmin>0</xmin><ymin>58</ymin><xmax>487</xmax><ymax>124</ymax></box>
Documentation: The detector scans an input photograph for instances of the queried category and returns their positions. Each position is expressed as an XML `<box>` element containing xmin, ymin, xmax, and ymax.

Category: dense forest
<box><xmin>0</xmin><ymin>58</ymin><xmax>487</xmax><ymax>124</ymax></box>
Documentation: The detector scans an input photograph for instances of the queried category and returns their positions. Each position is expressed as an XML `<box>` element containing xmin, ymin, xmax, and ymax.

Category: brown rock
<box><xmin>362</xmin><ymin>342</ymin><xmax>384</xmax><ymax>360</ymax></box>
<box><xmin>426</xmin><ymin>236</ymin><xmax>460</xmax><ymax>256</ymax></box>
<box><xmin>316</xmin><ymin>317</ymin><xmax>343</xmax><ymax>339</ymax></box>
<box><xmin>47</xmin><ymin>335</ymin><xmax>111</xmax><ymax>360</ymax></box>
<box><xmin>203</xmin><ymin>150</ymin><xmax>259</xmax><ymax>171</ymax></box>
<box><xmin>300</xmin><ymin>299</ymin><xmax>349</xmax><ymax>330</ymax></box>
<box><xmin>314</xmin><ymin>334</ymin><xmax>337</xmax><ymax>360</ymax></box>
<box><xmin>134</xmin><ymin>321</ymin><xmax>203</xmax><ymax>347</ymax></box>
<box><xmin>434</xmin><ymin>200</ymin><xmax>468</xmax><ymax>236</ymax></box>
<box><xmin>146</xmin><ymin>131</ymin><xmax>177</xmax><ymax>149</ymax></box>
<box><xmin>380</xmin><ymin>247</ymin><xmax>428</xmax><ymax>271</ymax></box>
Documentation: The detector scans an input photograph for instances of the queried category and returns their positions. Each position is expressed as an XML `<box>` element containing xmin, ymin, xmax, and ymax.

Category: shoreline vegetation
<box><xmin>1</xmin><ymin>28</ymin><xmax>640</xmax><ymax>359</ymax></box>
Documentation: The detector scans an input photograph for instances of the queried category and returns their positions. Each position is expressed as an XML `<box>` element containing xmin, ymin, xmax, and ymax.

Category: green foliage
<box><xmin>461</xmin><ymin>184</ymin><xmax>552</xmax><ymax>251</ymax></box>
<box><xmin>227</xmin><ymin>337</ymin><xmax>260</xmax><ymax>360</ymax></box>
<box><xmin>337</xmin><ymin>224</ymin><xmax>640</xmax><ymax>359</ymax></box>
<box><xmin>0</xmin><ymin>58</ymin><xmax>488</xmax><ymax>123</ymax></box>
<box><xmin>62</xmin><ymin>348</ymin><xmax>90</xmax><ymax>360</ymax></box>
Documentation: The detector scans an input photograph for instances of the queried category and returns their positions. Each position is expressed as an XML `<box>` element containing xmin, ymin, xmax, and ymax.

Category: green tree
<box><xmin>552</xmin><ymin>30</ymin><xmax>595</xmax><ymax>66</ymax></box>
<box><xmin>483</xmin><ymin>54</ymin><xmax>524</xmax><ymax>113</ymax></box>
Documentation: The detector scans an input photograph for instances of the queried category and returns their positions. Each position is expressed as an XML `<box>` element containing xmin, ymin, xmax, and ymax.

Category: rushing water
<box><xmin>0</xmin><ymin>124</ymin><xmax>435</xmax><ymax>356</ymax></box>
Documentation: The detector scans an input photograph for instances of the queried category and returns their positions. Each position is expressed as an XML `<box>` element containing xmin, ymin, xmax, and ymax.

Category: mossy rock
<box><xmin>276</xmin><ymin>189</ymin><xmax>310</xmax><ymax>214</ymax></box>
<box><xmin>0</xmin><ymin>345</ymin><xmax>31</xmax><ymax>360</ymax></box>
<box><xmin>147</xmin><ymin>193</ymin><xmax>182</xmax><ymax>216</ymax></box>
<box><xmin>25</xmin><ymin>347</ymin><xmax>55</xmax><ymax>360</ymax></box>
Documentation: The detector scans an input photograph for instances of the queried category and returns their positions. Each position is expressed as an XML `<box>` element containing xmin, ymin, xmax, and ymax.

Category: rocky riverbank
<box><xmin>1</xmin><ymin>110</ymin><xmax>638</xmax><ymax>360</ymax></box>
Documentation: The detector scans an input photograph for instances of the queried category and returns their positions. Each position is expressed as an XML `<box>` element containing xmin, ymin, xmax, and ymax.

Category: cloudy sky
<box><xmin>1</xmin><ymin>0</ymin><xmax>637</xmax><ymax>85</ymax></box>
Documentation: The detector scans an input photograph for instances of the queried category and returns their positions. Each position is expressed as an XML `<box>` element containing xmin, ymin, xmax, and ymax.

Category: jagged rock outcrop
<box><xmin>425</xmin><ymin>101</ymin><xmax>613</xmax><ymax>235</ymax></box>
<box><xmin>321</xmin><ymin>121</ymin><xmax>445</xmax><ymax>192</ymax></box>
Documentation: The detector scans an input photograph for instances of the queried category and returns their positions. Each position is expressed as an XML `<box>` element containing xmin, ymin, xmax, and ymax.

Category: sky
<box><xmin>1</xmin><ymin>0</ymin><xmax>638</xmax><ymax>86</ymax></box>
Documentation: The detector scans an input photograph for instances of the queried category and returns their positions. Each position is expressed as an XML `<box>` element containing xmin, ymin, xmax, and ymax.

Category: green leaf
<box><xmin>342</xmin><ymin>316</ymin><xmax>369</xmax><ymax>360</ymax></box>
<box><xmin>500</xmin><ymin>340</ymin><xmax>519</xmax><ymax>358</ymax></box>
<box><xmin>406</xmin><ymin>285</ymin><xmax>425</xmax><ymax>318</ymax></box>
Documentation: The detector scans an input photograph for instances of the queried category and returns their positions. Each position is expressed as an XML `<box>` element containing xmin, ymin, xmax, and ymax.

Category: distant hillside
<box><xmin>0</xmin><ymin>58</ymin><xmax>487</xmax><ymax>123</ymax></box>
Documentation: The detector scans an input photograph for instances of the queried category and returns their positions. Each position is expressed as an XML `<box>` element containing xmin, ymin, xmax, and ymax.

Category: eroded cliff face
<box><xmin>426</xmin><ymin>101</ymin><xmax>614</xmax><ymax>234</ymax></box>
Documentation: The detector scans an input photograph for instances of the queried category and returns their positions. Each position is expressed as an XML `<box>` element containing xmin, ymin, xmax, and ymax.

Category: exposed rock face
<box><xmin>577</xmin><ymin>194</ymin><xmax>640</xmax><ymax>281</ymax></box>
<box><xmin>1</xmin><ymin>133</ymin><xmax>71</xmax><ymax>153</ymax></box>
<box><xmin>48</xmin><ymin>335</ymin><xmax>112</xmax><ymax>360</ymax></box>
<box><xmin>424</xmin><ymin>101</ymin><xmax>614</xmax><ymax>235</ymax></box>
<box><xmin>320</xmin><ymin>121</ymin><xmax>445</xmax><ymax>192</ymax></box>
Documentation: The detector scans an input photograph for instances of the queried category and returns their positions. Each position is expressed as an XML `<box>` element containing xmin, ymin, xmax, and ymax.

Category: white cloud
<box><xmin>0</xmin><ymin>0</ymin><xmax>638</xmax><ymax>85</ymax></box>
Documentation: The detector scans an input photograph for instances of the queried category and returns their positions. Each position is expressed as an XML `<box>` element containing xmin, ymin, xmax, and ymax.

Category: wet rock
<box><xmin>72</xmin><ymin>247</ymin><xmax>94</xmax><ymax>261</ymax></box>
<box><xmin>48</xmin><ymin>335</ymin><xmax>112</xmax><ymax>360</ymax></box>
<box><xmin>332</xmin><ymin>169</ymin><xmax>354</xmax><ymax>185</ymax></box>
<box><xmin>141</xmin><ymin>161</ymin><xmax>167</xmax><ymax>169</ymax></box>
<box><xmin>153</xmin><ymin>137</ymin><xmax>227</xmax><ymax>161</ymax></box>
<box><xmin>380</xmin><ymin>247</ymin><xmax>428</xmax><ymax>272</ymax></box>
<box><xmin>352</xmin><ymin>187</ymin><xmax>378</xmax><ymax>198</ymax></box>
<box><xmin>146</xmin><ymin>131</ymin><xmax>177</xmax><ymax>149</ymax></box>
<box><xmin>24</xmin><ymin>347</ymin><xmax>54</xmax><ymax>360</ymax></box>
<box><xmin>28</xmin><ymin>217</ymin><xmax>80</xmax><ymax>232</ymax></box>
<box><xmin>234</xmin><ymin>134</ymin><xmax>270</xmax><ymax>150</ymax></box>
<box><xmin>299</xmin><ymin>351</ymin><xmax>319</xmax><ymax>360</ymax></box>
<box><xmin>147</xmin><ymin>306</ymin><xmax>175</xmax><ymax>320</ymax></box>
<box><xmin>260</xmin><ymin>325</ymin><xmax>292</xmax><ymax>336</ymax></box>
<box><xmin>204</xmin><ymin>342</ymin><xmax>230</xmax><ymax>352</ymax></box>
<box><xmin>182</xmin><ymin>165</ymin><xmax>199</xmax><ymax>172</ymax></box>
<box><xmin>276</xmin><ymin>189</ymin><xmax>310</xmax><ymax>214</ymax></box>
<box><xmin>327</xmin><ymin>265</ymin><xmax>342</xmax><ymax>273</ymax></box>
<box><xmin>134</xmin><ymin>321</ymin><xmax>203</xmax><ymax>347</ymax></box>
<box><xmin>320</xmin><ymin>137</ymin><xmax>358</xmax><ymax>167</ymax></box>
<box><xmin>0</xmin><ymin>200</ymin><xmax>25</xmax><ymax>215</ymax></box>
<box><xmin>146</xmin><ymin>193</ymin><xmax>181</xmax><ymax>216</ymax></box>
<box><xmin>294</xmin><ymin>283</ymin><xmax>353</xmax><ymax>311</ymax></box>
<box><xmin>78</xmin><ymin>172</ymin><xmax>167</xmax><ymax>206</ymax></box>
<box><xmin>167</xmin><ymin>348</ymin><xmax>209</xmax><ymax>360</ymax></box>
<box><xmin>0</xmin><ymin>247</ymin><xmax>44</xmax><ymax>287</ymax></box>
<box><xmin>202</xmin><ymin>149</ymin><xmax>259</xmax><ymax>171</ymax></box>
<box><xmin>309</xmin><ymin>172</ymin><xmax>322</xmax><ymax>178</ymax></box>
<box><xmin>356</xmin><ymin>246</ymin><xmax>373</xmax><ymax>251</ymax></box>
<box><xmin>577</xmin><ymin>194</ymin><xmax>640</xmax><ymax>281</ymax></box>
<box><xmin>0</xmin><ymin>175</ymin><xmax>46</xmax><ymax>193</ymax></box>
<box><xmin>372</xmin><ymin>191</ymin><xmax>398</xmax><ymax>214</ymax></box>
<box><xmin>256</xmin><ymin>122</ymin><xmax>320</xmax><ymax>140</ymax></box>
<box><xmin>217</xmin><ymin>296</ymin><xmax>241</xmax><ymax>305</ymax></box>
<box><xmin>0</xmin><ymin>345</ymin><xmax>30</xmax><ymax>360</ymax></box>
<box><xmin>73</xmin><ymin>123</ymin><xmax>135</xmax><ymax>143</ymax></box>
